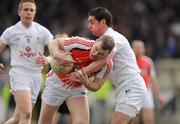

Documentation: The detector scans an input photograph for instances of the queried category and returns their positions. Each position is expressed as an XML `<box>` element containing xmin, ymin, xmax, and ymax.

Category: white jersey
<box><xmin>104</xmin><ymin>28</ymin><xmax>141</xmax><ymax>87</ymax></box>
<box><xmin>0</xmin><ymin>21</ymin><xmax>53</xmax><ymax>71</ymax></box>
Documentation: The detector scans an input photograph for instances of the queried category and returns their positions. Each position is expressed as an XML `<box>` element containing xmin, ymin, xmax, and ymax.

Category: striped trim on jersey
<box><xmin>64</xmin><ymin>37</ymin><xmax>94</xmax><ymax>51</ymax></box>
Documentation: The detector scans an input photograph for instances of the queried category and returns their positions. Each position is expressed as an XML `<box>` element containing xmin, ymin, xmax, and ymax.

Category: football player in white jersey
<box><xmin>0</xmin><ymin>0</ymin><xmax>53</xmax><ymax>124</ymax></box>
<box><xmin>67</xmin><ymin>7</ymin><xmax>147</xmax><ymax>124</ymax></box>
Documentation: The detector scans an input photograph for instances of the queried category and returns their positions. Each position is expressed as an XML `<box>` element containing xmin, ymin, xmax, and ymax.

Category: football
<box><xmin>49</xmin><ymin>54</ymin><xmax>74</xmax><ymax>74</ymax></box>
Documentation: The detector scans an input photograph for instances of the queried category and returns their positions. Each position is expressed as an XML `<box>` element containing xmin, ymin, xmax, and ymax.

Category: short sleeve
<box><xmin>0</xmin><ymin>28</ymin><xmax>10</xmax><ymax>45</ymax></box>
<box><xmin>43</xmin><ymin>27</ymin><xmax>53</xmax><ymax>45</ymax></box>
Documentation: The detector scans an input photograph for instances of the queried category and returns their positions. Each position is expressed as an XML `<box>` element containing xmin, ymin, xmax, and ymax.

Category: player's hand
<box><xmin>53</xmin><ymin>51</ymin><xmax>75</xmax><ymax>64</ymax></box>
<box><xmin>61</xmin><ymin>70</ymin><xmax>85</xmax><ymax>89</ymax></box>
<box><xmin>157</xmin><ymin>95</ymin><xmax>166</xmax><ymax>108</ymax></box>
<box><xmin>0</xmin><ymin>63</ymin><xmax>5</xmax><ymax>74</ymax></box>
<box><xmin>75</xmin><ymin>70</ymin><xmax>90</xmax><ymax>84</ymax></box>
<box><xmin>35</xmin><ymin>53</ymin><xmax>49</xmax><ymax>66</ymax></box>
<box><xmin>64</xmin><ymin>71</ymin><xmax>83</xmax><ymax>83</ymax></box>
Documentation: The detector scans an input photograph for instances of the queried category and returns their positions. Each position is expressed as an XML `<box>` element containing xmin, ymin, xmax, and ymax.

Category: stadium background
<box><xmin>0</xmin><ymin>0</ymin><xmax>180</xmax><ymax>124</ymax></box>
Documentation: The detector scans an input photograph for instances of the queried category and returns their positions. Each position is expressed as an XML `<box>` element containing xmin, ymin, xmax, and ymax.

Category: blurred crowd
<box><xmin>0</xmin><ymin>0</ymin><xmax>180</xmax><ymax>60</ymax></box>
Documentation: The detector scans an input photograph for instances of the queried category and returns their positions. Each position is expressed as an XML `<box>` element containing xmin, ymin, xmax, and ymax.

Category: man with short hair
<box><xmin>38</xmin><ymin>35</ymin><xmax>115</xmax><ymax>124</ymax></box>
<box><xmin>0</xmin><ymin>0</ymin><xmax>53</xmax><ymax>123</ymax></box>
<box><xmin>132</xmin><ymin>40</ymin><xmax>165</xmax><ymax>124</ymax></box>
<box><xmin>67</xmin><ymin>7</ymin><xmax>147</xmax><ymax>124</ymax></box>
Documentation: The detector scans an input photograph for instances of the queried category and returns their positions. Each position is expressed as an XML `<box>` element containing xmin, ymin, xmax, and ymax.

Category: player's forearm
<box><xmin>0</xmin><ymin>63</ymin><xmax>5</xmax><ymax>74</ymax></box>
<box><xmin>82</xmin><ymin>59</ymin><xmax>106</xmax><ymax>75</ymax></box>
<box><xmin>49</xmin><ymin>39</ymin><xmax>58</xmax><ymax>56</ymax></box>
<box><xmin>49</xmin><ymin>38</ymin><xmax>65</xmax><ymax>58</ymax></box>
<box><xmin>81</xmin><ymin>50</ymin><xmax>115</xmax><ymax>75</ymax></box>
<box><xmin>0</xmin><ymin>42</ymin><xmax>7</xmax><ymax>53</ymax></box>
<box><xmin>84</xmin><ymin>78</ymin><xmax>104</xmax><ymax>92</ymax></box>
<box><xmin>151</xmin><ymin>77</ymin><xmax>160</xmax><ymax>99</ymax></box>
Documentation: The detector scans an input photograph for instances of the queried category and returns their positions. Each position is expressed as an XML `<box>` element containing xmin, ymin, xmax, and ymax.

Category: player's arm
<box><xmin>76</xmin><ymin>60</ymin><xmax>113</xmax><ymax>91</ymax></box>
<box><xmin>48</xmin><ymin>38</ymin><xmax>74</xmax><ymax>63</ymax></box>
<box><xmin>0</xmin><ymin>42</ymin><xmax>7</xmax><ymax>73</ymax></box>
<box><xmin>48</xmin><ymin>38</ymin><xmax>65</xmax><ymax>58</ymax></box>
<box><xmin>81</xmin><ymin>50</ymin><xmax>115</xmax><ymax>75</ymax></box>
<box><xmin>35</xmin><ymin>38</ymin><xmax>64</xmax><ymax>67</ymax></box>
<box><xmin>81</xmin><ymin>74</ymin><xmax>106</xmax><ymax>91</ymax></box>
<box><xmin>0</xmin><ymin>42</ymin><xmax>7</xmax><ymax>53</ymax></box>
<box><xmin>150</xmin><ymin>61</ymin><xmax>165</xmax><ymax>107</ymax></box>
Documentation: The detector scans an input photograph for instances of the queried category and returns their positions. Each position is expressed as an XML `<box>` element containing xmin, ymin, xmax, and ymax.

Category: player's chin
<box><xmin>90</xmin><ymin>56</ymin><xmax>95</xmax><ymax>60</ymax></box>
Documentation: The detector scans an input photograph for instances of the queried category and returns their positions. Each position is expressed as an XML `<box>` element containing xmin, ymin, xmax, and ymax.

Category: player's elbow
<box><xmin>88</xmin><ymin>82</ymin><xmax>102</xmax><ymax>92</ymax></box>
<box><xmin>89</xmin><ymin>87</ymin><xmax>99</xmax><ymax>92</ymax></box>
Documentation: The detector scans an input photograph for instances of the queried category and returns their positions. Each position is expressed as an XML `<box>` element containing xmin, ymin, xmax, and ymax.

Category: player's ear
<box><xmin>18</xmin><ymin>8</ymin><xmax>21</xmax><ymax>17</ymax></box>
<box><xmin>101</xmin><ymin>19</ymin><xmax>107</xmax><ymax>25</ymax></box>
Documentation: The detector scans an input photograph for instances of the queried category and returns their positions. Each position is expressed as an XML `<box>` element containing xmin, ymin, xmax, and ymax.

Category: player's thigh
<box><xmin>13</xmin><ymin>90</ymin><xmax>32</xmax><ymax>114</ymax></box>
<box><xmin>66</xmin><ymin>96</ymin><xmax>89</xmax><ymax>122</ymax></box>
<box><xmin>38</xmin><ymin>100</ymin><xmax>58</xmax><ymax>124</ymax></box>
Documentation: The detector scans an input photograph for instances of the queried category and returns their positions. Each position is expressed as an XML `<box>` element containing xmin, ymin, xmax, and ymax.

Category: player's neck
<box><xmin>21</xmin><ymin>21</ymin><xmax>32</xmax><ymax>28</ymax></box>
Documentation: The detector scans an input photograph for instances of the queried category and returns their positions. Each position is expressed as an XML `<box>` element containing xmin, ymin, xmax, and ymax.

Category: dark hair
<box><xmin>97</xmin><ymin>35</ymin><xmax>115</xmax><ymax>53</ymax></box>
<box><xmin>88</xmin><ymin>7</ymin><xmax>113</xmax><ymax>27</ymax></box>
<box><xmin>19</xmin><ymin>0</ymin><xmax>36</xmax><ymax>10</ymax></box>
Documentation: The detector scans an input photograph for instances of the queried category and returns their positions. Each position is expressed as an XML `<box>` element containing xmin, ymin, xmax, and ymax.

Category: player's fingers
<box><xmin>0</xmin><ymin>64</ymin><xmax>4</xmax><ymax>74</ymax></box>
<box><xmin>64</xmin><ymin>51</ymin><xmax>72</xmax><ymax>55</ymax></box>
<box><xmin>66</xmin><ymin>82</ymin><xmax>74</xmax><ymax>89</ymax></box>
<box><xmin>0</xmin><ymin>64</ymin><xmax>5</xmax><ymax>69</ymax></box>
<box><xmin>69</xmin><ymin>83</ymin><xmax>75</xmax><ymax>89</ymax></box>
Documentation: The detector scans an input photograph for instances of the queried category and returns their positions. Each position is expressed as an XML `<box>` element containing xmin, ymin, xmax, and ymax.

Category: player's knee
<box><xmin>20</xmin><ymin>110</ymin><xmax>32</xmax><ymax>120</ymax></box>
<box><xmin>13</xmin><ymin>115</ymin><xmax>20</xmax><ymax>123</ymax></box>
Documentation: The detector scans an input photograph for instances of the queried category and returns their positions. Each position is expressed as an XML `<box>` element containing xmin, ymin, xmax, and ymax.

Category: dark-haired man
<box><xmin>68</xmin><ymin>7</ymin><xmax>147</xmax><ymax>124</ymax></box>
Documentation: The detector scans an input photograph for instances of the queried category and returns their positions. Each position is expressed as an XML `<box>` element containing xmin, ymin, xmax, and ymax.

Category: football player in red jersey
<box><xmin>38</xmin><ymin>35</ymin><xmax>114</xmax><ymax>124</ymax></box>
<box><xmin>132</xmin><ymin>40</ymin><xmax>165</xmax><ymax>124</ymax></box>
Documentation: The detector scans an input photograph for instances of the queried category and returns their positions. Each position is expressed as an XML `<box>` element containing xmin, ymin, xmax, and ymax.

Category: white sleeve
<box><xmin>0</xmin><ymin>28</ymin><xmax>10</xmax><ymax>45</ymax></box>
<box><xmin>42</xmin><ymin>27</ymin><xmax>53</xmax><ymax>45</ymax></box>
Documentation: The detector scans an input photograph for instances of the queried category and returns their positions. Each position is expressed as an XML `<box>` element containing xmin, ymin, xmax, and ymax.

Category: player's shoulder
<box><xmin>4</xmin><ymin>22</ymin><xmax>19</xmax><ymax>32</ymax></box>
<box><xmin>32</xmin><ymin>22</ymin><xmax>50</xmax><ymax>31</ymax></box>
<box><xmin>106</xmin><ymin>28</ymin><xmax>128</xmax><ymax>44</ymax></box>
<box><xmin>72</xmin><ymin>36</ymin><xmax>94</xmax><ymax>42</ymax></box>
<box><xmin>1</xmin><ymin>23</ymin><xmax>18</xmax><ymax>35</ymax></box>
<box><xmin>142</xmin><ymin>56</ymin><xmax>153</xmax><ymax>63</ymax></box>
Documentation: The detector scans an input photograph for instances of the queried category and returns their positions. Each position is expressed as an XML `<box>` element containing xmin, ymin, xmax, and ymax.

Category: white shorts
<box><xmin>114</xmin><ymin>75</ymin><xmax>147</xmax><ymax>118</ymax></box>
<box><xmin>142</xmin><ymin>88</ymin><xmax>154</xmax><ymax>108</ymax></box>
<box><xmin>41</xmin><ymin>71</ymin><xmax>88</xmax><ymax>106</ymax></box>
<box><xmin>9</xmin><ymin>67</ymin><xmax>42</xmax><ymax>103</ymax></box>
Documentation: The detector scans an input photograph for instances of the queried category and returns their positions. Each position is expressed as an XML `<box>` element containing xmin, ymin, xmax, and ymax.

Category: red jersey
<box><xmin>136</xmin><ymin>56</ymin><xmax>155</xmax><ymax>89</ymax></box>
<box><xmin>48</xmin><ymin>37</ymin><xmax>112</xmax><ymax>88</ymax></box>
